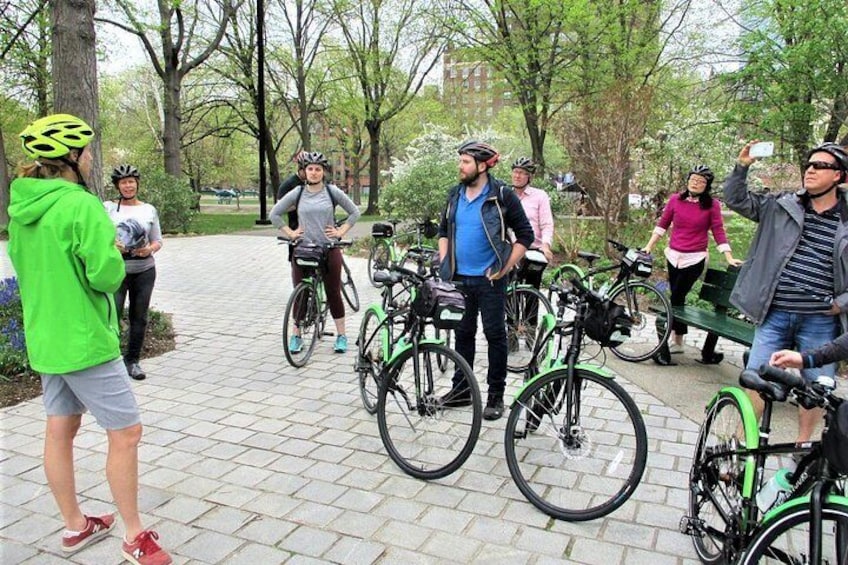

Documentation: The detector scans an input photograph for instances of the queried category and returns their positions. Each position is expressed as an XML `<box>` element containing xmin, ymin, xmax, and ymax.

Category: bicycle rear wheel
<box><xmin>356</xmin><ymin>309</ymin><xmax>385</xmax><ymax>414</ymax></box>
<box><xmin>738</xmin><ymin>502</ymin><xmax>848</xmax><ymax>565</ymax></box>
<box><xmin>506</xmin><ymin>286</ymin><xmax>554</xmax><ymax>373</ymax></box>
<box><xmin>608</xmin><ymin>280</ymin><xmax>672</xmax><ymax>362</ymax></box>
<box><xmin>341</xmin><ymin>258</ymin><xmax>360</xmax><ymax>311</ymax></box>
<box><xmin>282</xmin><ymin>283</ymin><xmax>320</xmax><ymax>367</ymax></box>
<box><xmin>368</xmin><ymin>241</ymin><xmax>391</xmax><ymax>287</ymax></box>
<box><xmin>377</xmin><ymin>342</ymin><xmax>481</xmax><ymax>480</ymax></box>
<box><xmin>688</xmin><ymin>391</ymin><xmax>748</xmax><ymax>564</ymax></box>
<box><xmin>505</xmin><ymin>367</ymin><xmax>647</xmax><ymax>521</ymax></box>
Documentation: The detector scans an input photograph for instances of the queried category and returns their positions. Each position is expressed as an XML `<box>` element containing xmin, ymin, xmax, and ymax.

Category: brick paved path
<box><xmin>1</xmin><ymin>234</ymin><xmax>758</xmax><ymax>564</ymax></box>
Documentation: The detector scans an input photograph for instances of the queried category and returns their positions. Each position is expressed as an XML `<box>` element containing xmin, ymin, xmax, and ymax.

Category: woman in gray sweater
<box><xmin>269</xmin><ymin>151</ymin><xmax>360</xmax><ymax>353</ymax></box>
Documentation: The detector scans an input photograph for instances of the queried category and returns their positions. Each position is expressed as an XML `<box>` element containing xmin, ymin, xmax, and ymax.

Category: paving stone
<box><xmin>278</xmin><ymin>524</ymin><xmax>339</xmax><ymax>557</ymax></box>
<box><xmin>179</xmin><ymin>529</ymin><xmax>244</xmax><ymax>562</ymax></box>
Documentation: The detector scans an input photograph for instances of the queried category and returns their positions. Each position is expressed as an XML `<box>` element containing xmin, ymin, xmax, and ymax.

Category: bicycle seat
<box><xmin>739</xmin><ymin>369</ymin><xmax>788</xmax><ymax>403</ymax></box>
<box><xmin>374</xmin><ymin>270</ymin><xmax>402</xmax><ymax>286</ymax></box>
<box><xmin>577</xmin><ymin>251</ymin><xmax>601</xmax><ymax>264</ymax></box>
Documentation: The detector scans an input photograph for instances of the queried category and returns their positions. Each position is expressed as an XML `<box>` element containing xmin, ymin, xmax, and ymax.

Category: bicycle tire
<box><xmin>738</xmin><ymin>502</ymin><xmax>848</xmax><ymax>565</ymax></box>
<box><xmin>282</xmin><ymin>283</ymin><xmax>320</xmax><ymax>368</ymax></box>
<box><xmin>435</xmin><ymin>327</ymin><xmax>452</xmax><ymax>373</ymax></box>
<box><xmin>505</xmin><ymin>367</ymin><xmax>648</xmax><ymax>521</ymax></box>
<box><xmin>356</xmin><ymin>308</ymin><xmax>385</xmax><ymax>414</ymax></box>
<box><xmin>607</xmin><ymin>280</ymin><xmax>672</xmax><ymax>362</ymax></box>
<box><xmin>341</xmin><ymin>258</ymin><xmax>360</xmax><ymax>312</ymax></box>
<box><xmin>506</xmin><ymin>286</ymin><xmax>554</xmax><ymax>373</ymax></box>
<box><xmin>377</xmin><ymin>342</ymin><xmax>481</xmax><ymax>480</ymax></box>
<box><xmin>548</xmin><ymin>264</ymin><xmax>585</xmax><ymax>314</ymax></box>
<box><xmin>368</xmin><ymin>241</ymin><xmax>391</xmax><ymax>287</ymax></box>
<box><xmin>688</xmin><ymin>391</ymin><xmax>749</xmax><ymax>565</ymax></box>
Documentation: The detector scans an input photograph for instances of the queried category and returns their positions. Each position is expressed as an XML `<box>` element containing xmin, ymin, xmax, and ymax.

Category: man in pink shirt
<box><xmin>509</xmin><ymin>157</ymin><xmax>555</xmax><ymax>351</ymax></box>
<box><xmin>512</xmin><ymin>157</ymin><xmax>555</xmax><ymax>265</ymax></box>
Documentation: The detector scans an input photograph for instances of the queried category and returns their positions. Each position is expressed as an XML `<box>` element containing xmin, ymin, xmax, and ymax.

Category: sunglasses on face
<box><xmin>804</xmin><ymin>160</ymin><xmax>840</xmax><ymax>171</ymax></box>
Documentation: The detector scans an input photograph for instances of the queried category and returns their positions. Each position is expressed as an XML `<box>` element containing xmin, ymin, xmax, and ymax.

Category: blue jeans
<box><xmin>453</xmin><ymin>275</ymin><xmax>508</xmax><ymax>397</ymax></box>
<box><xmin>746</xmin><ymin>309</ymin><xmax>839</xmax><ymax>382</ymax></box>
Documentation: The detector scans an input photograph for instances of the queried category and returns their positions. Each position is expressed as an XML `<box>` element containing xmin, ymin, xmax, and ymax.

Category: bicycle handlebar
<box><xmin>276</xmin><ymin>235</ymin><xmax>352</xmax><ymax>248</ymax></box>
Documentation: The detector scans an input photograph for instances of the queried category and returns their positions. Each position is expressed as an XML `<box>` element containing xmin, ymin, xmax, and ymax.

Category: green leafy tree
<box><xmin>446</xmin><ymin>0</ymin><xmax>576</xmax><ymax>174</ymax></box>
<box><xmin>723</xmin><ymin>0</ymin><xmax>848</xmax><ymax>162</ymax></box>
<box><xmin>97</xmin><ymin>0</ymin><xmax>242</xmax><ymax>177</ymax></box>
<box><xmin>328</xmin><ymin>0</ymin><xmax>451</xmax><ymax>215</ymax></box>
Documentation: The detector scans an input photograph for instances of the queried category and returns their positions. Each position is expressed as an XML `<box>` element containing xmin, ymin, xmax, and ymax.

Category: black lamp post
<box><xmin>255</xmin><ymin>0</ymin><xmax>271</xmax><ymax>224</ymax></box>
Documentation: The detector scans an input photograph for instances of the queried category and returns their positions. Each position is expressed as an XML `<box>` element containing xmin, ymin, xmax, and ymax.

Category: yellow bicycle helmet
<box><xmin>19</xmin><ymin>113</ymin><xmax>94</xmax><ymax>159</ymax></box>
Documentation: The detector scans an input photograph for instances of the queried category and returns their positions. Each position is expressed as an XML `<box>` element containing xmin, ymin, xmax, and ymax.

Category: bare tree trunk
<box><xmin>0</xmin><ymin>129</ymin><xmax>9</xmax><ymax>228</ymax></box>
<box><xmin>365</xmin><ymin>121</ymin><xmax>381</xmax><ymax>215</ymax></box>
<box><xmin>52</xmin><ymin>0</ymin><xmax>101</xmax><ymax>196</ymax></box>
<box><xmin>163</xmin><ymin>71</ymin><xmax>182</xmax><ymax>177</ymax></box>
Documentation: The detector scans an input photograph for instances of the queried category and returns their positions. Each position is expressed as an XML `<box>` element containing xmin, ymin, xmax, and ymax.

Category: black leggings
<box><xmin>667</xmin><ymin>259</ymin><xmax>705</xmax><ymax>335</ymax></box>
<box><xmin>115</xmin><ymin>267</ymin><xmax>156</xmax><ymax>363</ymax></box>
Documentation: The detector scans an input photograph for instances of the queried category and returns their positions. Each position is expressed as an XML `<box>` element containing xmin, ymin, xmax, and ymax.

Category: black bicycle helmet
<box><xmin>511</xmin><ymin>157</ymin><xmax>536</xmax><ymax>174</ymax></box>
<box><xmin>111</xmin><ymin>164</ymin><xmax>141</xmax><ymax>184</ymax></box>
<box><xmin>807</xmin><ymin>143</ymin><xmax>848</xmax><ymax>181</ymax></box>
<box><xmin>687</xmin><ymin>165</ymin><xmax>714</xmax><ymax>188</ymax></box>
<box><xmin>458</xmin><ymin>140</ymin><xmax>500</xmax><ymax>168</ymax></box>
<box><xmin>300</xmin><ymin>151</ymin><xmax>330</xmax><ymax>170</ymax></box>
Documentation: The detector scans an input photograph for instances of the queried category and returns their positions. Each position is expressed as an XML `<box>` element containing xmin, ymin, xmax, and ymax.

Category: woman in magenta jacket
<box><xmin>643</xmin><ymin>165</ymin><xmax>743</xmax><ymax>354</ymax></box>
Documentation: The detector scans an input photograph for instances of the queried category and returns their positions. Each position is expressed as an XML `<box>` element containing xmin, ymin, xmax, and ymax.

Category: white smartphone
<box><xmin>750</xmin><ymin>141</ymin><xmax>774</xmax><ymax>158</ymax></box>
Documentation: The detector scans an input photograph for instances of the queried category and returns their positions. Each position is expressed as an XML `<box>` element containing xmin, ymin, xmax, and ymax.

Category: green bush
<box><xmin>381</xmin><ymin>129</ymin><xmax>460</xmax><ymax>222</ymax></box>
<box><xmin>0</xmin><ymin>277</ymin><xmax>29</xmax><ymax>381</ymax></box>
<box><xmin>139</xmin><ymin>169</ymin><xmax>197</xmax><ymax>233</ymax></box>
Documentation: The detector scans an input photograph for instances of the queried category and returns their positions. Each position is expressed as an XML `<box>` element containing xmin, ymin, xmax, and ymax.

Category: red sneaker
<box><xmin>122</xmin><ymin>530</ymin><xmax>172</xmax><ymax>565</ymax></box>
<box><xmin>62</xmin><ymin>513</ymin><xmax>116</xmax><ymax>552</ymax></box>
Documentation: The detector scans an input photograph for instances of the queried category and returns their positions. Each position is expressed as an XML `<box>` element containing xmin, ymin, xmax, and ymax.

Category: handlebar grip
<box><xmin>759</xmin><ymin>364</ymin><xmax>806</xmax><ymax>390</ymax></box>
<box><xmin>606</xmin><ymin>239</ymin><xmax>627</xmax><ymax>251</ymax></box>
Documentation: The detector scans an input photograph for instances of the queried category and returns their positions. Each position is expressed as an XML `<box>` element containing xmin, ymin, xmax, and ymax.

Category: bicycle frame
<box><xmin>689</xmin><ymin>380</ymin><xmax>846</xmax><ymax>561</ymax></box>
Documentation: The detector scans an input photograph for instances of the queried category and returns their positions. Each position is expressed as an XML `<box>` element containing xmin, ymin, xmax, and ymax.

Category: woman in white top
<box><xmin>103</xmin><ymin>165</ymin><xmax>163</xmax><ymax>380</ymax></box>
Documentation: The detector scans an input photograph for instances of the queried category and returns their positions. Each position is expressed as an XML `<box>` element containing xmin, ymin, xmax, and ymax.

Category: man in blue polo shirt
<box><xmin>438</xmin><ymin>141</ymin><xmax>534</xmax><ymax>420</ymax></box>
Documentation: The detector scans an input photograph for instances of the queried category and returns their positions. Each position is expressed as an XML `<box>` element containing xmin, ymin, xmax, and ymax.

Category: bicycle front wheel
<box><xmin>608</xmin><ymin>280</ymin><xmax>672</xmax><ymax>362</ymax></box>
<box><xmin>377</xmin><ymin>342</ymin><xmax>481</xmax><ymax>480</ymax></box>
<box><xmin>368</xmin><ymin>241</ymin><xmax>391</xmax><ymax>287</ymax></box>
<box><xmin>282</xmin><ymin>283</ymin><xmax>320</xmax><ymax>367</ymax></box>
<box><xmin>505</xmin><ymin>368</ymin><xmax>647</xmax><ymax>521</ymax></box>
<box><xmin>434</xmin><ymin>327</ymin><xmax>452</xmax><ymax>373</ymax></box>
<box><xmin>506</xmin><ymin>286</ymin><xmax>554</xmax><ymax>373</ymax></box>
<box><xmin>341</xmin><ymin>258</ymin><xmax>360</xmax><ymax>311</ymax></box>
<box><xmin>356</xmin><ymin>309</ymin><xmax>385</xmax><ymax>414</ymax></box>
<box><xmin>738</xmin><ymin>502</ymin><xmax>848</xmax><ymax>565</ymax></box>
<box><xmin>688</xmin><ymin>391</ymin><xmax>749</xmax><ymax>565</ymax></box>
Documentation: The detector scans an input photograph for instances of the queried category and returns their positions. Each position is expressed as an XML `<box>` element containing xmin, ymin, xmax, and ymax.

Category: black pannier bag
<box><xmin>372</xmin><ymin>223</ymin><xmax>394</xmax><ymax>238</ymax></box>
<box><xmin>822</xmin><ymin>401</ymin><xmax>848</xmax><ymax>474</ymax></box>
<box><xmin>293</xmin><ymin>243</ymin><xmax>326</xmax><ymax>269</ymax></box>
<box><xmin>583</xmin><ymin>299</ymin><xmax>633</xmax><ymax>347</ymax></box>
<box><xmin>412</xmin><ymin>279</ymin><xmax>465</xmax><ymax>329</ymax></box>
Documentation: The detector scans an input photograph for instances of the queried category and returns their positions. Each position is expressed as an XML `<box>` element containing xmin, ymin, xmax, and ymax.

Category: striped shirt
<box><xmin>772</xmin><ymin>204</ymin><xmax>840</xmax><ymax>313</ymax></box>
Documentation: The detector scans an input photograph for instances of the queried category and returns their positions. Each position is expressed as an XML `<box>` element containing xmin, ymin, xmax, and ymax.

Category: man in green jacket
<box><xmin>8</xmin><ymin>114</ymin><xmax>171</xmax><ymax>565</ymax></box>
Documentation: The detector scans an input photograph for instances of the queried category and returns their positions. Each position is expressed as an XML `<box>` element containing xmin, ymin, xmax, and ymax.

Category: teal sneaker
<box><xmin>289</xmin><ymin>335</ymin><xmax>303</xmax><ymax>353</ymax></box>
<box><xmin>334</xmin><ymin>335</ymin><xmax>348</xmax><ymax>353</ymax></box>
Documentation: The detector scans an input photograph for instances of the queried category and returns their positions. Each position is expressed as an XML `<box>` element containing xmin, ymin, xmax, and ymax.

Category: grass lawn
<box><xmin>188</xmin><ymin>213</ymin><xmax>261</xmax><ymax>235</ymax></box>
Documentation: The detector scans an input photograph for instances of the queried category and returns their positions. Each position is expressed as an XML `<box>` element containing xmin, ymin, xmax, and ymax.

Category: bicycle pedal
<box><xmin>678</xmin><ymin>516</ymin><xmax>704</xmax><ymax>537</ymax></box>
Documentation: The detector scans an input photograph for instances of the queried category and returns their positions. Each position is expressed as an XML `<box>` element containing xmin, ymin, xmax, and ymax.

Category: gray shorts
<box><xmin>41</xmin><ymin>358</ymin><xmax>141</xmax><ymax>430</ymax></box>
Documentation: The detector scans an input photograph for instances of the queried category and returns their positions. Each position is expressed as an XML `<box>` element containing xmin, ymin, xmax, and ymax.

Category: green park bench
<box><xmin>673</xmin><ymin>266</ymin><xmax>754</xmax><ymax>364</ymax></box>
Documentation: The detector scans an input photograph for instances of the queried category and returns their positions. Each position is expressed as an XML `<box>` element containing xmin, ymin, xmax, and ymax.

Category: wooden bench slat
<box><xmin>672</xmin><ymin>305</ymin><xmax>754</xmax><ymax>346</ymax></box>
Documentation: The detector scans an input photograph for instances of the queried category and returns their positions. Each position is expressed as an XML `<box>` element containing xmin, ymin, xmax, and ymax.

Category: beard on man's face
<box><xmin>460</xmin><ymin>168</ymin><xmax>480</xmax><ymax>185</ymax></box>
